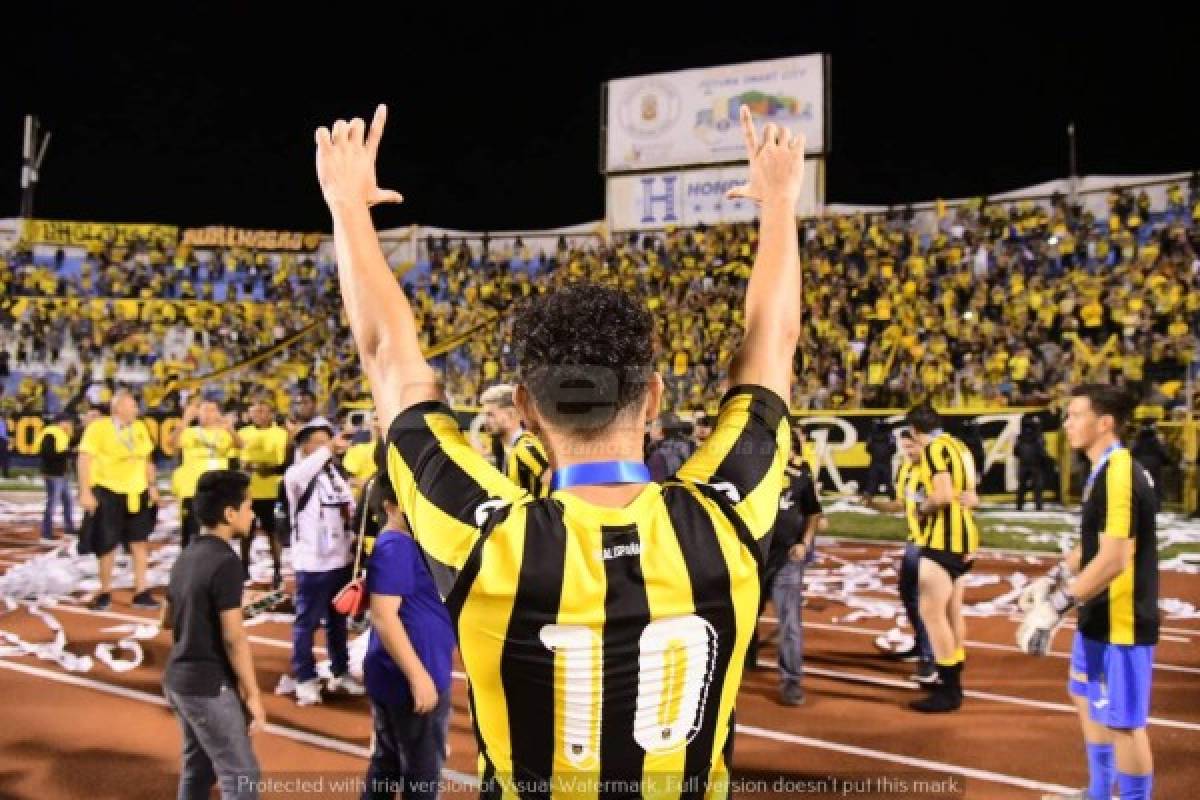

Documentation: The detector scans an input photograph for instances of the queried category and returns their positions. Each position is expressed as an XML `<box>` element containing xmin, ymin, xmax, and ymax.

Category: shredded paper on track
<box><xmin>0</xmin><ymin>496</ymin><xmax>295</xmax><ymax>674</ymax></box>
<box><xmin>2</xmin><ymin>496</ymin><xmax>1199</xmax><ymax>678</ymax></box>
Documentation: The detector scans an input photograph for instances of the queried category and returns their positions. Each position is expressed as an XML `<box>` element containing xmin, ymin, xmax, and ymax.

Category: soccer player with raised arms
<box><xmin>316</xmin><ymin>102</ymin><xmax>804</xmax><ymax>796</ymax></box>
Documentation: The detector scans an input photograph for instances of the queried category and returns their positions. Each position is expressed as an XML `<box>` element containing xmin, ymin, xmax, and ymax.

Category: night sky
<box><xmin>4</xmin><ymin>7</ymin><xmax>1197</xmax><ymax>233</ymax></box>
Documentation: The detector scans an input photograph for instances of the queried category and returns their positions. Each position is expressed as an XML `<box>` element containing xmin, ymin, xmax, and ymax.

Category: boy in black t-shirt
<box><xmin>163</xmin><ymin>470</ymin><xmax>263</xmax><ymax>800</ymax></box>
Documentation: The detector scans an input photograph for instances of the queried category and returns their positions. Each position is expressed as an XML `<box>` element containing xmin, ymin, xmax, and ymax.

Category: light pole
<box><xmin>20</xmin><ymin>115</ymin><xmax>52</xmax><ymax>219</ymax></box>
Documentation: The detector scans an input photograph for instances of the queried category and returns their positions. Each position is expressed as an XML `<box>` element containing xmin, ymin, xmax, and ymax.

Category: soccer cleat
<box><xmin>911</xmin><ymin>660</ymin><xmax>938</xmax><ymax>685</ymax></box>
<box><xmin>131</xmin><ymin>591</ymin><xmax>161</xmax><ymax>610</ymax></box>
<box><xmin>910</xmin><ymin>664</ymin><xmax>962</xmax><ymax>713</ymax></box>
<box><xmin>294</xmin><ymin>678</ymin><xmax>323</xmax><ymax>706</ymax></box>
<box><xmin>909</xmin><ymin>687</ymin><xmax>962</xmax><ymax>713</ymax></box>
<box><xmin>326</xmin><ymin>673</ymin><xmax>366</xmax><ymax>696</ymax></box>
<box><xmin>889</xmin><ymin>645</ymin><xmax>921</xmax><ymax>663</ymax></box>
<box><xmin>89</xmin><ymin>592</ymin><xmax>112</xmax><ymax>611</ymax></box>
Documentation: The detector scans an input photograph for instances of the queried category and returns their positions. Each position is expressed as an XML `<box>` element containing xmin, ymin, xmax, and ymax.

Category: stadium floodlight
<box><xmin>20</xmin><ymin>114</ymin><xmax>52</xmax><ymax>219</ymax></box>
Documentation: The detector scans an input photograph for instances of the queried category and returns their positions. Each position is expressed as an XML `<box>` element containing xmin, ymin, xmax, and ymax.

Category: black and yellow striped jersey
<box><xmin>894</xmin><ymin>460</ymin><xmax>924</xmax><ymax>544</ymax></box>
<box><xmin>1078</xmin><ymin>447</ymin><xmax>1159</xmax><ymax>646</ymax></box>
<box><xmin>918</xmin><ymin>433</ymin><xmax>979</xmax><ymax>555</ymax></box>
<box><xmin>506</xmin><ymin>430</ymin><xmax>550</xmax><ymax>498</ymax></box>
<box><xmin>387</xmin><ymin>385</ymin><xmax>790</xmax><ymax>797</ymax></box>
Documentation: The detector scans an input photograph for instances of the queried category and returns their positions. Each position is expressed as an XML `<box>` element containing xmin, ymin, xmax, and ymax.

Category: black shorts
<box><xmin>920</xmin><ymin>547</ymin><xmax>974</xmax><ymax>581</ymax></box>
<box><xmin>252</xmin><ymin>499</ymin><xmax>277</xmax><ymax>538</ymax></box>
<box><xmin>92</xmin><ymin>487</ymin><xmax>157</xmax><ymax>556</ymax></box>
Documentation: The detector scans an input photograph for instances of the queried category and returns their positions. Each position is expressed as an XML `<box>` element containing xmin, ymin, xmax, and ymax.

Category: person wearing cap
<box><xmin>283</xmin><ymin>416</ymin><xmax>365</xmax><ymax>706</ymax></box>
<box><xmin>37</xmin><ymin>414</ymin><xmax>77</xmax><ymax>541</ymax></box>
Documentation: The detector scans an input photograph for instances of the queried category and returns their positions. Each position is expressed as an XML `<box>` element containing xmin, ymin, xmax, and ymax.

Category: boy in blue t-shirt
<box><xmin>362</xmin><ymin>475</ymin><xmax>456</xmax><ymax>800</ymax></box>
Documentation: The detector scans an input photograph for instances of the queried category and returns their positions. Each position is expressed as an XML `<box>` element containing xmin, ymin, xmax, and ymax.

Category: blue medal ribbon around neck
<box><xmin>550</xmin><ymin>461</ymin><xmax>651</xmax><ymax>492</ymax></box>
<box><xmin>1083</xmin><ymin>442</ymin><xmax>1122</xmax><ymax>501</ymax></box>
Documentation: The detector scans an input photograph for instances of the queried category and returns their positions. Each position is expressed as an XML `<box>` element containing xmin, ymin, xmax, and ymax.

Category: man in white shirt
<box><xmin>284</xmin><ymin>417</ymin><xmax>365</xmax><ymax>706</ymax></box>
<box><xmin>973</xmin><ymin>243</ymin><xmax>990</xmax><ymax>280</ymax></box>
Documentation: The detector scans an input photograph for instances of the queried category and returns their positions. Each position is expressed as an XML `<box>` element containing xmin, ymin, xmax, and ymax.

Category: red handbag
<box><xmin>332</xmin><ymin>576</ymin><xmax>366</xmax><ymax>616</ymax></box>
<box><xmin>333</xmin><ymin>476</ymin><xmax>373</xmax><ymax>616</ymax></box>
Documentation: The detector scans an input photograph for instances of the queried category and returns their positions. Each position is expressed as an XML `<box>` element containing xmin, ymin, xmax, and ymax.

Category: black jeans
<box><xmin>363</xmin><ymin>690</ymin><xmax>451</xmax><ymax>800</ymax></box>
<box><xmin>1016</xmin><ymin>464</ymin><xmax>1044</xmax><ymax>511</ymax></box>
<box><xmin>862</xmin><ymin>462</ymin><xmax>893</xmax><ymax>499</ymax></box>
<box><xmin>241</xmin><ymin>499</ymin><xmax>282</xmax><ymax>584</ymax></box>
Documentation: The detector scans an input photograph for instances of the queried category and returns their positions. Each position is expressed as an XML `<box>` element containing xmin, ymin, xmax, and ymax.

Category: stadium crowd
<box><xmin>2</xmin><ymin>181</ymin><xmax>1199</xmax><ymax>424</ymax></box>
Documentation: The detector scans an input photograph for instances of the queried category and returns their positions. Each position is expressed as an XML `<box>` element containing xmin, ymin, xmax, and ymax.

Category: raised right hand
<box><xmin>315</xmin><ymin>105</ymin><xmax>405</xmax><ymax>213</ymax></box>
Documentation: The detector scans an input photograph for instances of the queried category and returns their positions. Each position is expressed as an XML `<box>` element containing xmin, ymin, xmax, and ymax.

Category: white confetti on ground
<box><xmin>0</xmin><ymin>491</ymin><xmax>287</xmax><ymax>674</ymax></box>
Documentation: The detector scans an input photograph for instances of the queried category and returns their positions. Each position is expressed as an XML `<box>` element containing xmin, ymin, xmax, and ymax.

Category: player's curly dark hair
<box><xmin>512</xmin><ymin>284</ymin><xmax>655</xmax><ymax>433</ymax></box>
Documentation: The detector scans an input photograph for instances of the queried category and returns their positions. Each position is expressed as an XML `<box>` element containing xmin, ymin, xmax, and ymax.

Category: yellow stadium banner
<box><xmin>22</xmin><ymin>219</ymin><xmax>178</xmax><ymax>249</ymax></box>
<box><xmin>181</xmin><ymin>226</ymin><xmax>324</xmax><ymax>252</ymax></box>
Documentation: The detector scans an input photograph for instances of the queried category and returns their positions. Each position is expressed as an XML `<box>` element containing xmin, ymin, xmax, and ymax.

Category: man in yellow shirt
<box><xmin>238</xmin><ymin>399</ymin><xmax>289</xmax><ymax>587</ymax></box>
<box><xmin>78</xmin><ymin>389</ymin><xmax>160</xmax><ymax>611</ymax></box>
<box><xmin>169</xmin><ymin>398</ymin><xmax>244</xmax><ymax>550</ymax></box>
<box><xmin>1008</xmin><ymin>344</ymin><xmax>1033</xmax><ymax>396</ymax></box>
<box><xmin>341</xmin><ymin>419</ymin><xmax>380</xmax><ymax>492</ymax></box>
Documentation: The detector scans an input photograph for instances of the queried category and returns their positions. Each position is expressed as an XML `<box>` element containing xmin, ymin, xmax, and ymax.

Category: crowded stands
<box><xmin>2</xmin><ymin>181</ymin><xmax>1199</xmax><ymax>423</ymax></box>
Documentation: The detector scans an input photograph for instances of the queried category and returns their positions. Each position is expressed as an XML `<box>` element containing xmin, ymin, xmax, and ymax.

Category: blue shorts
<box><xmin>1067</xmin><ymin>632</ymin><xmax>1155</xmax><ymax>729</ymax></box>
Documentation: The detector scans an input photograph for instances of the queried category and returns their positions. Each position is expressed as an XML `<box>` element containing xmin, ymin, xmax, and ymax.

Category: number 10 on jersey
<box><xmin>539</xmin><ymin>614</ymin><xmax>718</xmax><ymax>767</ymax></box>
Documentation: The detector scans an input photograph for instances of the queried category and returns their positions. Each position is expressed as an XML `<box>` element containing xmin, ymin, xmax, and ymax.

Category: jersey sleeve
<box><xmin>1104</xmin><ymin>449</ymin><xmax>1134</xmax><ymax>539</ymax></box>
<box><xmin>506</xmin><ymin>436</ymin><xmax>550</xmax><ymax>496</ymax></box>
<box><xmin>675</xmin><ymin>384</ymin><xmax>791</xmax><ymax>541</ymax></box>
<box><xmin>211</xmin><ymin>556</ymin><xmax>245</xmax><ymax>613</ymax></box>
<box><xmin>924</xmin><ymin>440</ymin><xmax>951</xmax><ymax>475</ymax></box>
<box><xmin>387</xmin><ymin>402</ymin><xmax>527</xmax><ymax>571</ymax></box>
